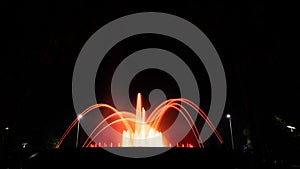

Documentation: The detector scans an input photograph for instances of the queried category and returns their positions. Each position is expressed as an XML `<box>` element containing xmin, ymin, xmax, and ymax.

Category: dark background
<box><xmin>1</xmin><ymin>0</ymin><xmax>299</xmax><ymax>168</ymax></box>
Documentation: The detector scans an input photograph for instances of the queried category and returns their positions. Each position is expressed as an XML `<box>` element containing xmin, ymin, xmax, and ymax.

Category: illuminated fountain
<box><xmin>55</xmin><ymin>93</ymin><xmax>223</xmax><ymax>148</ymax></box>
<box><xmin>122</xmin><ymin>93</ymin><xmax>164</xmax><ymax>147</ymax></box>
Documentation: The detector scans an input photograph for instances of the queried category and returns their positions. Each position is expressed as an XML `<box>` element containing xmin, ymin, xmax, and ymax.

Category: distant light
<box><xmin>287</xmin><ymin>125</ymin><xmax>295</xmax><ymax>129</ymax></box>
<box><xmin>78</xmin><ymin>114</ymin><xmax>83</xmax><ymax>120</ymax></box>
<box><xmin>287</xmin><ymin>125</ymin><xmax>296</xmax><ymax>132</ymax></box>
<box><xmin>29</xmin><ymin>153</ymin><xmax>39</xmax><ymax>159</ymax></box>
<box><xmin>22</xmin><ymin>142</ymin><xmax>28</xmax><ymax>148</ymax></box>
<box><xmin>226</xmin><ymin>114</ymin><xmax>231</xmax><ymax>119</ymax></box>
<box><xmin>5</xmin><ymin>127</ymin><xmax>9</xmax><ymax>130</ymax></box>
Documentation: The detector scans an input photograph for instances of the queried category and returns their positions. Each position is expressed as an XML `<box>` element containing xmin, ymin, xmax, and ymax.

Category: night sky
<box><xmin>1</xmin><ymin>0</ymin><xmax>299</xmax><ymax>160</ymax></box>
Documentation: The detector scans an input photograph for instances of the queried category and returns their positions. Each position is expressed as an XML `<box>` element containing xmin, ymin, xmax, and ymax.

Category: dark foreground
<box><xmin>4</xmin><ymin>147</ymin><xmax>300</xmax><ymax>169</ymax></box>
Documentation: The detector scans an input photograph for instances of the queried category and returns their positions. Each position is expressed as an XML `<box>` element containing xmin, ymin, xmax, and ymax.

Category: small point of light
<box><xmin>29</xmin><ymin>152</ymin><xmax>39</xmax><ymax>159</ymax></box>
<box><xmin>22</xmin><ymin>142</ymin><xmax>28</xmax><ymax>148</ymax></box>
<box><xmin>287</xmin><ymin>125</ymin><xmax>295</xmax><ymax>129</ymax></box>
<box><xmin>226</xmin><ymin>114</ymin><xmax>231</xmax><ymax>119</ymax></box>
<box><xmin>5</xmin><ymin>127</ymin><xmax>9</xmax><ymax>130</ymax></box>
<box><xmin>78</xmin><ymin>114</ymin><xmax>83</xmax><ymax>120</ymax></box>
<box><xmin>287</xmin><ymin>125</ymin><xmax>296</xmax><ymax>132</ymax></box>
